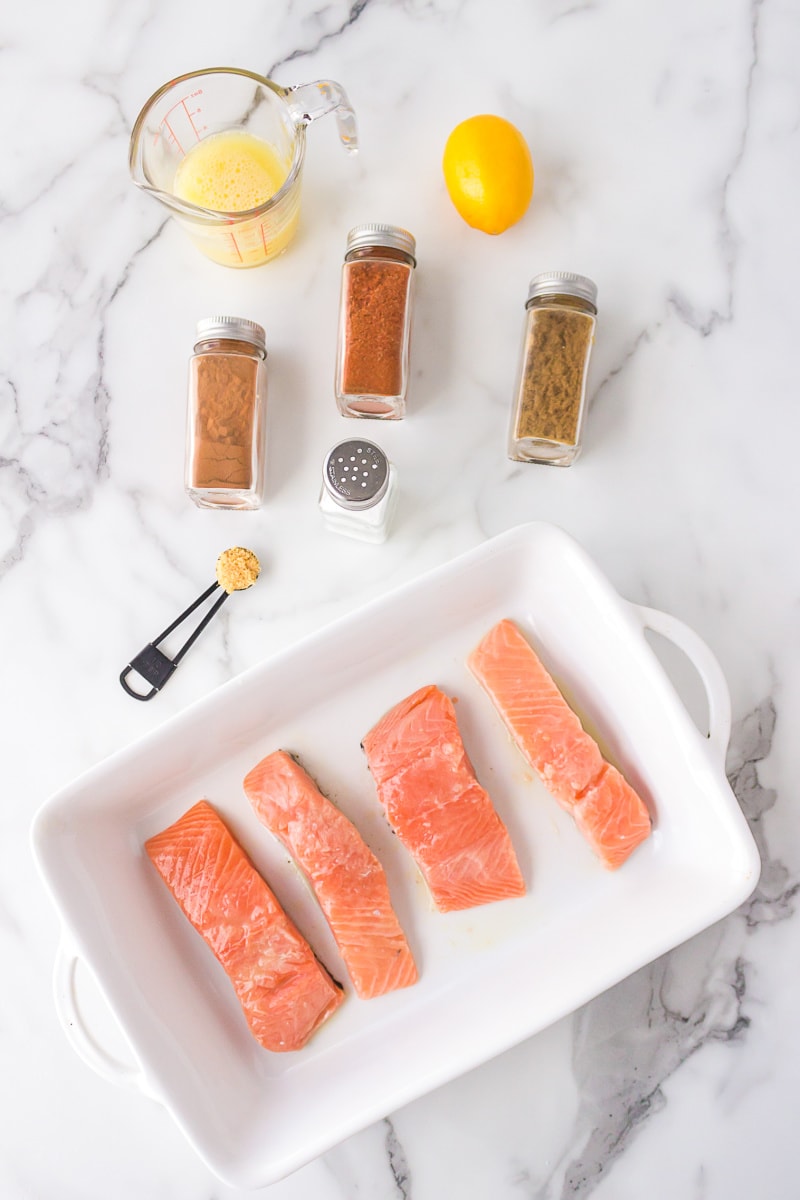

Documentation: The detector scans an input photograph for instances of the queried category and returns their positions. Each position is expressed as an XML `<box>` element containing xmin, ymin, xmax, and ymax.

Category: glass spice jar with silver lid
<box><xmin>185</xmin><ymin>316</ymin><xmax>268</xmax><ymax>510</ymax></box>
<box><xmin>508</xmin><ymin>272</ymin><xmax>598</xmax><ymax>466</ymax></box>
<box><xmin>335</xmin><ymin>224</ymin><xmax>416</xmax><ymax>420</ymax></box>
<box><xmin>319</xmin><ymin>439</ymin><xmax>397</xmax><ymax>543</ymax></box>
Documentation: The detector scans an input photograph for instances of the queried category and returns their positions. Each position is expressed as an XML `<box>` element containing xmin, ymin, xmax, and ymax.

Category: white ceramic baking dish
<box><xmin>32</xmin><ymin>522</ymin><xmax>760</xmax><ymax>1188</ymax></box>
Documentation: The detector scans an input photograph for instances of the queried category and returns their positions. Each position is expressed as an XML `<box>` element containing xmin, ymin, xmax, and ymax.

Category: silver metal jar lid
<box><xmin>345</xmin><ymin>224</ymin><xmax>417</xmax><ymax>263</ymax></box>
<box><xmin>526</xmin><ymin>272</ymin><xmax>598</xmax><ymax>308</ymax></box>
<box><xmin>323</xmin><ymin>440</ymin><xmax>390</xmax><ymax>511</ymax></box>
<box><xmin>195</xmin><ymin>316</ymin><xmax>267</xmax><ymax>356</ymax></box>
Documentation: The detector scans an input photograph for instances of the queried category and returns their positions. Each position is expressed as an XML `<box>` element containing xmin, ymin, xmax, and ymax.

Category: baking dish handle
<box><xmin>631</xmin><ymin>604</ymin><xmax>731</xmax><ymax>766</ymax></box>
<box><xmin>53</xmin><ymin>940</ymin><xmax>155</xmax><ymax>1098</ymax></box>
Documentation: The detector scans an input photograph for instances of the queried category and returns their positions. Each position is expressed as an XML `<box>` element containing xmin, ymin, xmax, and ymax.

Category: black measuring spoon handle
<box><xmin>171</xmin><ymin>589</ymin><xmax>229</xmax><ymax>665</ymax></box>
<box><xmin>120</xmin><ymin>582</ymin><xmax>230</xmax><ymax>701</ymax></box>
<box><xmin>120</xmin><ymin>646</ymin><xmax>177</xmax><ymax>701</ymax></box>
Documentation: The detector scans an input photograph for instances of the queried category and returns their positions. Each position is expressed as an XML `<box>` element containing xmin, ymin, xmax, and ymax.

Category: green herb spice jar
<box><xmin>508</xmin><ymin>272</ymin><xmax>598</xmax><ymax>466</ymax></box>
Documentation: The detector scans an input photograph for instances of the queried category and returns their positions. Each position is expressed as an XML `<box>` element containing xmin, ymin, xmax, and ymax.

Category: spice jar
<box><xmin>319</xmin><ymin>439</ymin><xmax>397</xmax><ymax>543</ymax></box>
<box><xmin>185</xmin><ymin>316</ymin><xmax>267</xmax><ymax>510</ymax></box>
<box><xmin>508</xmin><ymin>272</ymin><xmax>598</xmax><ymax>466</ymax></box>
<box><xmin>335</xmin><ymin>224</ymin><xmax>416</xmax><ymax>420</ymax></box>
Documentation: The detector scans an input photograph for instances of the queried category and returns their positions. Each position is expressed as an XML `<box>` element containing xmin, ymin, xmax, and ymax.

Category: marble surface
<box><xmin>3</xmin><ymin>0</ymin><xmax>799</xmax><ymax>1195</ymax></box>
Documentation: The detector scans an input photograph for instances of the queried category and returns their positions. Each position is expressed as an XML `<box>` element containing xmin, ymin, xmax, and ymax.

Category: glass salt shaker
<box><xmin>185</xmin><ymin>316</ymin><xmax>268</xmax><ymax>510</ymax></box>
<box><xmin>508</xmin><ymin>272</ymin><xmax>598</xmax><ymax>466</ymax></box>
<box><xmin>319</xmin><ymin>439</ymin><xmax>397</xmax><ymax>543</ymax></box>
<box><xmin>335</xmin><ymin>224</ymin><xmax>416</xmax><ymax>420</ymax></box>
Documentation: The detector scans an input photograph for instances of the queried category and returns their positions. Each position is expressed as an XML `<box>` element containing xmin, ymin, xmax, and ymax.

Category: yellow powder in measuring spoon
<box><xmin>216</xmin><ymin>547</ymin><xmax>260</xmax><ymax>593</ymax></box>
<box><xmin>174</xmin><ymin>131</ymin><xmax>290</xmax><ymax>212</ymax></box>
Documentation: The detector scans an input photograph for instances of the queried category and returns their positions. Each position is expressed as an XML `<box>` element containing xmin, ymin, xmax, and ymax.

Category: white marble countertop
<box><xmin>4</xmin><ymin>1</ymin><xmax>799</xmax><ymax>1196</ymax></box>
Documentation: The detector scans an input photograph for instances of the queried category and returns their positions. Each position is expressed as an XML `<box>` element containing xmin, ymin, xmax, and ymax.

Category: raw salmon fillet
<box><xmin>243</xmin><ymin>751</ymin><xmax>417</xmax><ymax>999</ymax></box>
<box><xmin>468</xmin><ymin>619</ymin><xmax>651</xmax><ymax>868</ymax></box>
<box><xmin>362</xmin><ymin>685</ymin><xmax>526</xmax><ymax>912</ymax></box>
<box><xmin>145</xmin><ymin>800</ymin><xmax>343</xmax><ymax>1052</ymax></box>
<box><xmin>573</xmin><ymin>764</ymin><xmax>652</xmax><ymax>869</ymax></box>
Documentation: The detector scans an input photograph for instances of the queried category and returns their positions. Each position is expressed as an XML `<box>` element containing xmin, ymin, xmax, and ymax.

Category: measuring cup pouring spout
<box><xmin>128</xmin><ymin>68</ymin><xmax>358</xmax><ymax>267</ymax></box>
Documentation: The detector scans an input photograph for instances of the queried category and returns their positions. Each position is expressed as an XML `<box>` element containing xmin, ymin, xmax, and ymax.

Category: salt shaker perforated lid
<box><xmin>323</xmin><ymin>440</ymin><xmax>391</xmax><ymax>511</ymax></box>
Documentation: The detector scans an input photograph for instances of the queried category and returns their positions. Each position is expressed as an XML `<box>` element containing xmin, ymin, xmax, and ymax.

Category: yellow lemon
<box><xmin>443</xmin><ymin>114</ymin><xmax>534</xmax><ymax>235</ymax></box>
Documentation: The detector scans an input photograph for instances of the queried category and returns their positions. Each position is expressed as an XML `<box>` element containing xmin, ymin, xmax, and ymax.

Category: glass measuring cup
<box><xmin>129</xmin><ymin>68</ymin><xmax>358</xmax><ymax>267</ymax></box>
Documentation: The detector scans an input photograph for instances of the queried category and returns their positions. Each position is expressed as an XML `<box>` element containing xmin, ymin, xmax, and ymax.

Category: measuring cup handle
<box><xmin>285</xmin><ymin>80</ymin><xmax>358</xmax><ymax>153</ymax></box>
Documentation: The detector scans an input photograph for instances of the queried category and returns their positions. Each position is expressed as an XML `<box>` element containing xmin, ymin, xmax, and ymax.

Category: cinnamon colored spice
<box><xmin>341</xmin><ymin>259</ymin><xmax>411</xmax><ymax>397</ymax></box>
<box><xmin>191</xmin><ymin>352</ymin><xmax>258</xmax><ymax>490</ymax></box>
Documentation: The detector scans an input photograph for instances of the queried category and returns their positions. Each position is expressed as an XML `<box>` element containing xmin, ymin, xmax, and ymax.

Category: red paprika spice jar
<box><xmin>335</xmin><ymin>224</ymin><xmax>416</xmax><ymax>419</ymax></box>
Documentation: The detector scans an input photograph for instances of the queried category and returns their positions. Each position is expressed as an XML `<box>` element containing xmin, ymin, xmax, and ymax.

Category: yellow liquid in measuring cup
<box><xmin>174</xmin><ymin>131</ymin><xmax>287</xmax><ymax>211</ymax></box>
<box><xmin>173</xmin><ymin>131</ymin><xmax>298</xmax><ymax>267</ymax></box>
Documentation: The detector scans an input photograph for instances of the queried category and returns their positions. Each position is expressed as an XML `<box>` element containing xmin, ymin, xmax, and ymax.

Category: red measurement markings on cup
<box><xmin>229</xmin><ymin>232</ymin><xmax>243</xmax><ymax>263</ymax></box>
<box><xmin>153</xmin><ymin>89</ymin><xmax>206</xmax><ymax>153</ymax></box>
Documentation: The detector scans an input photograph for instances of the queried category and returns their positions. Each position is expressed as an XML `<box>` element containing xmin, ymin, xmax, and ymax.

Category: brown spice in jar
<box><xmin>514</xmin><ymin>307</ymin><xmax>595</xmax><ymax>445</ymax></box>
<box><xmin>341</xmin><ymin>258</ymin><xmax>411</xmax><ymax>399</ymax></box>
<box><xmin>191</xmin><ymin>348</ymin><xmax>258</xmax><ymax>490</ymax></box>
